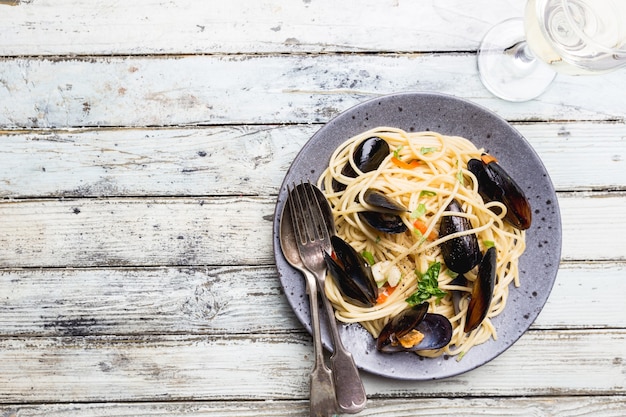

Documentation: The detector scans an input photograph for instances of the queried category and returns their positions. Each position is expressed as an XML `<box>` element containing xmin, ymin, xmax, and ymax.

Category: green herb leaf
<box><xmin>483</xmin><ymin>240</ymin><xmax>495</xmax><ymax>248</ymax></box>
<box><xmin>419</xmin><ymin>190</ymin><xmax>437</xmax><ymax>198</ymax></box>
<box><xmin>456</xmin><ymin>169</ymin><xmax>464</xmax><ymax>185</ymax></box>
<box><xmin>362</xmin><ymin>250</ymin><xmax>376</xmax><ymax>266</ymax></box>
<box><xmin>393</xmin><ymin>146</ymin><xmax>403</xmax><ymax>158</ymax></box>
<box><xmin>446</xmin><ymin>269</ymin><xmax>459</xmax><ymax>279</ymax></box>
<box><xmin>406</xmin><ymin>262</ymin><xmax>447</xmax><ymax>306</ymax></box>
<box><xmin>410</xmin><ymin>203</ymin><xmax>427</xmax><ymax>219</ymax></box>
<box><xmin>420</xmin><ymin>146</ymin><xmax>438</xmax><ymax>155</ymax></box>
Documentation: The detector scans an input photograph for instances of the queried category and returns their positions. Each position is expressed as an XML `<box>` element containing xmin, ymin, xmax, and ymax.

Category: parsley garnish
<box><xmin>410</xmin><ymin>203</ymin><xmax>427</xmax><ymax>219</ymax></box>
<box><xmin>361</xmin><ymin>250</ymin><xmax>375</xmax><ymax>266</ymax></box>
<box><xmin>406</xmin><ymin>262</ymin><xmax>447</xmax><ymax>305</ymax></box>
<box><xmin>456</xmin><ymin>161</ymin><xmax>465</xmax><ymax>185</ymax></box>
<box><xmin>419</xmin><ymin>190</ymin><xmax>437</xmax><ymax>198</ymax></box>
<box><xmin>420</xmin><ymin>146</ymin><xmax>438</xmax><ymax>155</ymax></box>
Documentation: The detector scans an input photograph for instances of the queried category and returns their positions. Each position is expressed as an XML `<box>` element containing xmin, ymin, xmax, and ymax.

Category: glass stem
<box><xmin>505</xmin><ymin>41</ymin><xmax>536</xmax><ymax>64</ymax></box>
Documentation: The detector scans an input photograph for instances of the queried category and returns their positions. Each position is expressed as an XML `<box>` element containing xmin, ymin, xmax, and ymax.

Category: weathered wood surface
<box><xmin>0</xmin><ymin>330</ymin><xmax>624</xmax><ymax>403</ymax></box>
<box><xmin>1</xmin><ymin>396</ymin><xmax>625</xmax><ymax>417</ymax></box>
<box><xmin>0</xmin><ymin>193</ymin><xmax>624</xmax><ymax>268</ymax></box>
<box><xmin>0</xmin><ymin>262</ymin><xmax>624</xmax><ymax>336</ymax></box>
<box><xmin>0</xmin><ymin>0</ymin><xmax>526</xmax><ymax>56</ymax></box>
<box><xmin>0</xmin><ymin>122</ymin><xmax>624</xmax><ymax>198</ymax></box>
<box><xmin>1</xmin><ymin>55</ymin><xmax>624</xmax><ymax>129</ymax></box>
<box><xmin>2</xmin><ymin>0</ymin><xmax>626</xmax><ymax>415</ymax></box>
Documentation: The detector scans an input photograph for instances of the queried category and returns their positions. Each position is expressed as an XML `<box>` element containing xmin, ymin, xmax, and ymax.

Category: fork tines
<box><xmin>287</xmin><ymin>181</ymin><xmax>329</xmax><ymax>246</ymax></box>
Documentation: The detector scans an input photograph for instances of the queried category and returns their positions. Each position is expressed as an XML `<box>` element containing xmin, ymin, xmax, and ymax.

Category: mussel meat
<box><xmin>464</xmin><ymin>246</ymin><xmax>496</xmax><ymax>333</ymax></box>
<box><xmin>439</xmin><ymin>199</ymin><xmax>482</xmax><ymax>274</ymax></box>
<box><xmin>332</xmin><ymin>136</ymin><xmax>390</xmax><ymax>191</ymax></box>
<box><xmin>324</xmin><ymin>235</ymin><xmax>378</xmax><ymax>307</ymax></box>
<box><xmin>467</xmin><ymin>154</ymin><xmax>532</xmax><ymax>230</ymax></box>
<box><xmin>376</xmin><ymin>302</ymin><xmax>453</xmax><ymax>353</ymax></box>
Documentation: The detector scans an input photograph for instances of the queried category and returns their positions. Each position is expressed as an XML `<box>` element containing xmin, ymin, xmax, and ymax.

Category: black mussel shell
<box><xmin>376</xmin><ymin>302</ymin><xmax>428</xmax><ymax>352</ymax></box>
<box><xmin>439</xmin><ymin>199</ymin><xmax>482</xmax><ymax>274</ymax></box>
<box><xmin>324</xmin><ymin>235</ymin><xmax>377</xmax><ymax>307</ymax></box>
<box><xmin>363</xmin><ymin>188</ymin><xmax>408</xmax><ymax>214</ymax></box>
<box><xmin>464</xmin><ymin>246</ymin><xmax>496</xmax><ymax>333</ymax></box>
<box><xmin>358</xmin><ymin>211</ymin><xmax>408</xmax><ymax>234</ymax></box>
<box><xmin>449</xmin><ymin>275</ymin><xmax>468</xmax><ymax>316</ymax></box>
<box><xmin>411</xmin><ymin>313</ymin><xmax>453</xmax><ymax>351</ymax></box>
<box><xmin>332</xmin><ymin>136</ymin><xmax>390</xmax><ymax>191</ymax></box>
<box><xmin>377</xmin><ymin>304</ymin><xmax>453</xmax><ymax>353</ymax></box>
<box><xmin>467</xmin><ymin>156</ymin><xmax>532</xmax><ymax>230</ymax></box>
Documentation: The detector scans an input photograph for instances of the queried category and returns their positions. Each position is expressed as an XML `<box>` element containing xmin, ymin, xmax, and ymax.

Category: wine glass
<box><xmin>477</xmin><ymin>0</ymin><xmax>626</xmax><ymax>102</ymax></box>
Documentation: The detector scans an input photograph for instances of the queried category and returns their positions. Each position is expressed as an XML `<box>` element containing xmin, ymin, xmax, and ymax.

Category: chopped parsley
<box><xmin>420</xmin><ymin>146</ymin><xmax>438</xmax><ymax>155</ymax></box>
<box><xmin>456</xmin><ymin>161</ymin><xmax>465</xmax><ymax>185</ymax></box>
<box><xmin>410</xmin><ymin>203</ymin><xmax>427</xmax><ymax>219</ymax></box>
<box><xmin>361</xmin><ymin>250</ymin><xmax>376</xmax><ymax>266</ymax></box>
<box><xmin>406</xmin><ymin>262</ymin><xmax>447</xmax><ymax>305</ymax></box>
<box><xmin>419</xmin><ymin>190</ymin><xmax>437</xmax><ymax>198</ymax></box>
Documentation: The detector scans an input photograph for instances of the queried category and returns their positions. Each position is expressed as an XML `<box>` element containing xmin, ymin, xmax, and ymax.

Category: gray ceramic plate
<box><xmin>272</xmin><ymin>92</ymin><xmax>561</xmax><ymax>380</ymax></box>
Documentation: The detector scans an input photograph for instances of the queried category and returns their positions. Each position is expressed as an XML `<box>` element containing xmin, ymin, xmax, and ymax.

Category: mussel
<box><xmin>464</xmin><ymin>246</ymin><xmax>496</xmax><ymax>333</ymax></box>
<box><xmin>467</xmin><ymin>154</ymin><xmax>532</xmax><ymax>230</ymax></box>
<box><xmin>332</xmin><ymin>136</ymin><xmax>390</xmax><ymax>191</ymax></box>
<box><xmin>358</xmin><ymin>188</ymin><xmax>408</xmax><ymax>234</ymax></box>
<box><xmin>439</xmin><ymin>199</ymin><xmax>482</xmax><ymax>274</ymax></box>
<box><xmin>376</xmin><ymin>302</ymin><xmax>453</xmax><ymax>353</ymax></box>
<box><xmin>363</xmin><ymin>189</ymin><xmax>408</xmax><ymax>214</ymax></box>
<box><xmin>324</xmin><ymin>235</ymin><xmax>378</xmax><ymax>307</ymax></box>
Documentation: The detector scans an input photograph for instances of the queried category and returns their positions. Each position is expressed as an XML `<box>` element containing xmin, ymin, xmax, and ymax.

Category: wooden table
<box><xmin>1</xmin><ymin>1</ymin><xmax>625</xmax><ymax>415</ymax></box>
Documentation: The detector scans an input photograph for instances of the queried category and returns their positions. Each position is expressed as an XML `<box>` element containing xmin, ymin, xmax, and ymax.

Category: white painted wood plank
<box><xmin>0</xmin><ymin>125</ymin><xmax>310</xmax><ymax>198</ymax></box>
<box><xmin>1</xmin><ymin>55</ymin><xmax>624</xmax><ymax>129</ymax></box>
<box><xmin>0</xmin><ymin>196</ymin><xmax>276</xmax><ymax>267</ymax></box>
<box><xmin>0</xmin><ymin>0</ymin><xmax>525</xmax><ymax>56</ymax></box>
<box><xmin>0</xmin><ymin>262</ymin><xmax>622</xmax><ymax>337</ymax></box>
<box><xmin>0</xmin><ymin>266</ymin><xmax>300</xmax><ymax>336</ymax></box>
<box><xmin>0</xmin><ymin>193</ymin><xmax>623</xmax><ymax>268</ymax></box>
<box><xmin>0</xmin><ymin>122</ymin><xmax>624</xmax><ymax>199</ymax></box>
<box><xmin>2</xmin><ymin>396</ymin><xmax>625</xmax><ymax>417</ymax></box>
<box><xmin>0</xmin><ymin>330</ymin><xmax>623</xmax><ymax>403</ymax></box>
<box><xmin>533</xmin><ymin>262</ymin><xmax>626</xmax><ymax>330</ymax></box>
<box><xmin>559</xmin><ymin>192</ymin><xmax>626</xmax><ymax>262</ymax></box>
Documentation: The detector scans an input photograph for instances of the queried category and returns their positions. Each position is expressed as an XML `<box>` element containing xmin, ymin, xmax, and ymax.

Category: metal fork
<box><xmin>291</xmin><ymin>181</ymin><xmax>367</xmax><ymax>414</ymax></box>
<box><xmin>288</xmin><ymin>183</ymin><xmax>339</xmax><ymax>417</ymax></box>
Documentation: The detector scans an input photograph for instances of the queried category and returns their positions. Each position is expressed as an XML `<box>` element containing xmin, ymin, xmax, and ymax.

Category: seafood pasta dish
<box><xmin>317</xmin><ymin>127</ymin><xmax>532</xmax><ymax>359</ymax></box>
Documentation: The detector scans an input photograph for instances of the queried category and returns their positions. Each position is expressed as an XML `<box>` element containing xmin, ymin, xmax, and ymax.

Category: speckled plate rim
<box><xmin>272</xmin><ymin>92</ymin><xmax>562</xmax><ymax>380</ymax></box>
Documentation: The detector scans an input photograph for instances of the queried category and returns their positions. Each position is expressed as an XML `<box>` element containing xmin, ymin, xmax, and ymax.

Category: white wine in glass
<box><xmin>478</xmin><ymin>0</ymin><xmax>626</xmax><ymax>101</ymax></box>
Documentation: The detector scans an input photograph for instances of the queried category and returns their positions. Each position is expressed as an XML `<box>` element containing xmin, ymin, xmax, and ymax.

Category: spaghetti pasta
<box><xmin>317</xmin><ymin>126</ymin><xmax>526</xmax><ymax>358</ymax></box>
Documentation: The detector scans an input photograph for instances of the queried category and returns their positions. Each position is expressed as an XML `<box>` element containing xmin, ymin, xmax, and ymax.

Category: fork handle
<box><xmin>304</xmin><ymin>271</ymin><xmax>339</xmax><ymax>417</ymax></box>
<box><xmin>315</xmin><ymin>272</ymin><xmax>367</xmax><ymax>414</ymax></box>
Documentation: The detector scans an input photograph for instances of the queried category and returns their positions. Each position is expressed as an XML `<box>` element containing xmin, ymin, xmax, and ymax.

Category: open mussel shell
<box><xmin>363</xmin><ymin>188</ymin><xmax>408</xmax><ymax>214</ymax></box>
<box><xmin>464</xmin><ymin>246</ymin><xmax>496</xmax><ymax>333</ymax></box>
<box><xmin>439</xmin><ymin>199</ymin><xmax>482</xmax><ymax>274</ymax></box>
<box><xmin>358</xmin><ymin>189</ymin><xmax>408</xmax><ymax>234</ymax></box>
<box><xmin>376</xmin><ymin>303</ymin><xmax>453</xmax><ymax>353</ymax></box>
<box><xmin>332</xmin><ymin>136</ymin><xmax>390</xmax><ymax>191</ymax></box>
<box><xmin>358</xmin><ymin>211</ymin><xmax>408</xmax><ymax>234</ymax></box>
<box><xmin>324</xmin><ymin>235</ymin><xmax>378</xmax><ymax>308</ymax></box>
<box><xmin>467</xmin><ymin>155</ymin><xmax>532</xmax><ymax>230</ymax></box>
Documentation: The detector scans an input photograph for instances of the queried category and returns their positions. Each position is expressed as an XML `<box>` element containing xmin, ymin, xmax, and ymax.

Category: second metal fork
<box><xmin>290</xmin><ymin>181</ymin><xmax>367</xmax><ymax>414</ymax></box>
<box><xmin>289</xmin><ymin>182</ymin><xmax>338</xmax><ymax>417</ymax></box>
